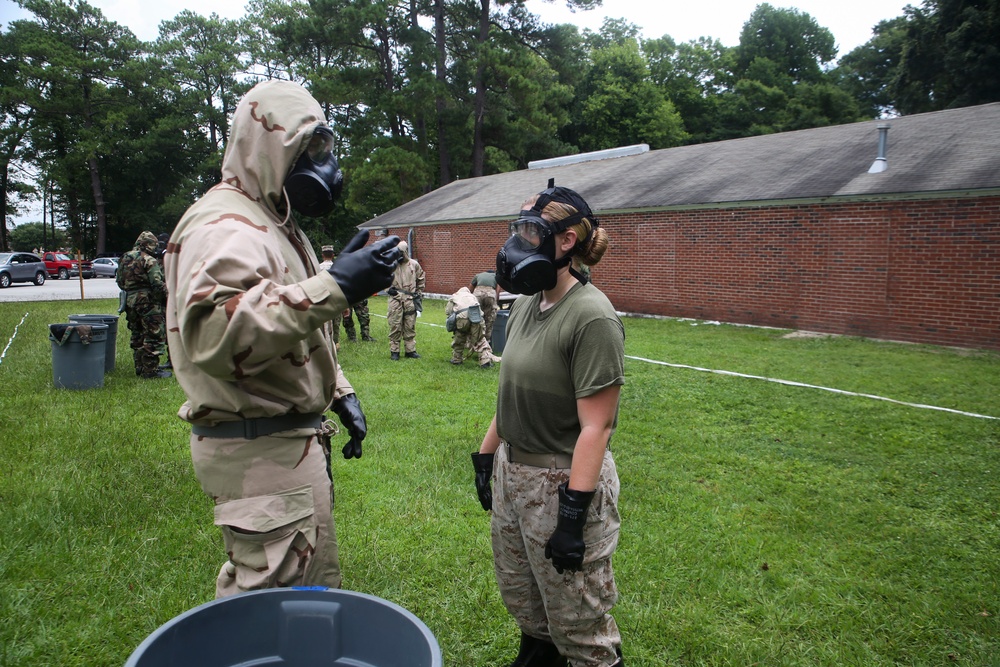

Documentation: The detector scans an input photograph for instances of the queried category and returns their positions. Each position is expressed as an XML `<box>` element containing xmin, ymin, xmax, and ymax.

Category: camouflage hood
<box><xmin>135</xmin><ymin>231</ymin><xmax>158</xmax><ymax>253</ymax></box>
<box><xmin>221</xmin><ymin>80</ymin><xmax>328</xmax><ymax>218</ymax></box>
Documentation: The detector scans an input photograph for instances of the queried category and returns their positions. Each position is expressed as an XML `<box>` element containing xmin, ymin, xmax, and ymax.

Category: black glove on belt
<box><xmin>331</xmin><ymin>392</ymin><xmax>367</xmax><ymax>459</ymax></box>
<box><xmin>471</xmin><ymin>452</ymin><xmax>494</xmax><ymax>512</ymax></box>
<box><xmin>544</xmin><ymin>482</ymin><xmax>595</xmax><ymax>574</ymax></box>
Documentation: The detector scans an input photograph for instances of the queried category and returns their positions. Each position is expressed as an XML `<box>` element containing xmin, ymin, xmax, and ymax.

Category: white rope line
<box><xmin>368</xmin><ymin>310</ymin><xmax>994</xmax><ymax>420</ymax></box>
<box><xmin>0</xmin><ymin>312</ymin><xmax>29</xmax><ymax>367</ymax></box>
<box><xmin>626</xmin><ymin>355</ymin><xmax>998</xmax><ymax>421</ymax></box>
<box><xmin>371</xmin><ymin>312</ymin><xmax>446</xmax><ymax>328</ymax></box>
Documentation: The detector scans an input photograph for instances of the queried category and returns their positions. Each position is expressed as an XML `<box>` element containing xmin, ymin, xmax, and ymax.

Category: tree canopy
<box><xmin>3</xmin><ymin>0</ymin><xmax>997</xmax><ymax>254</ymax></box>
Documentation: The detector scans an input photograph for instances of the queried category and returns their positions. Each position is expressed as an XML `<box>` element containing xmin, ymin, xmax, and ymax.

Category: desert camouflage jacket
<box><xmin>164</xmin><ymin>80</ymin><xmax>352</xmax><ymax>427</ymax></box>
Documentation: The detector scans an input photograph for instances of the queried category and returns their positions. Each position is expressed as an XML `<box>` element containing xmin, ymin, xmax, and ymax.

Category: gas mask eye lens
<box><xmin>306</xmin><ymin>127</ymin><xmax>335</xmax><ymax>163</ymax></box>
<box><xmin>510</xmin><ymin>220</ymin><xmax>546</xmax><ymax>247</ymax></box>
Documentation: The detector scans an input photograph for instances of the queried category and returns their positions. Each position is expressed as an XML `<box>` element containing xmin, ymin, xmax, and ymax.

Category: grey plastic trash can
<box><xmin>49</xmin><ymin>323</ymin><xmax>108</xmax><ymax>390</ymax></box>
<box><xmin>491</xmin><ymin>308</ymin><xmax>510</xmax><ymax>355</ymax></box>
<box><xmin>124</xmin><ymin>587</ymin><xmax>443</xmax><ymax>667</ymax></box>
<box><xmin>68</xmin><ymin>314</ymin><xmax>119</xmax><ymax>373</ymax></box>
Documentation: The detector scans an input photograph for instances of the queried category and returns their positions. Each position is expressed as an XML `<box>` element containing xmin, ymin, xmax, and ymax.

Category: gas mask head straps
<box><xmin>520</xmin><ymin>179</ymin><xmax>598</xmax><ymax>282</ymax></box>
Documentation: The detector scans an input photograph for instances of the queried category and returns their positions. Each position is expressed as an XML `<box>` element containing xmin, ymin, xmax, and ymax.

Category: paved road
<box><xmin>0</xmin><ymin>275</ymin><xmax>121</xmax><ymax>303</ymax></box>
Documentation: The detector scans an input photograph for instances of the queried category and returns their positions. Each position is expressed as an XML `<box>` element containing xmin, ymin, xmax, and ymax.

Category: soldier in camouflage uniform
<box><xmin>156</xmin><ymin>232</ymin><xmax>174</xmax><ymax>371</ymax></box>
<box><xmin>165</xmin><ymin>80</ymin><xmax>402</xmax><ymax>597</ymax></box>
<box><xmin>342</xmin><ymin>298</ymin><xmax>375</xmax><ymax>342</ymax></box>
<box><xmin>445</xmin><ymin>286</ymin><xmax>495</xmax><ymax>368</ymax></box>
<box><xmin>471</xmin><ymin>269</ymin><xmax>500</xmax><ymax>343</ymax></box>
<box><xmin>473</xmin><ymin>186</ymin><xmax>625</xmax><ymax>667</ymax></box>
<box><xmin>116</xmin><ymin>231</ymin><xmax>170</xmax><ymax>379</ymax></box>
<box><xmin>386</xmin><ymin>240</ymin><xmax>425</xmax><ymax>360</ymax></box>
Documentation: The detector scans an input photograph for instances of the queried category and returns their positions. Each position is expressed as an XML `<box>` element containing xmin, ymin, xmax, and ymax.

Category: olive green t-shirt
<box><xmin>472</xmin><ymin>271</ymin><xmax>497</xmax><ymax>289</ymax></box>
<box><xmin>496</xmin><ymin>282</ymin><xmax>625</xmax><ymax>455</ymax></box>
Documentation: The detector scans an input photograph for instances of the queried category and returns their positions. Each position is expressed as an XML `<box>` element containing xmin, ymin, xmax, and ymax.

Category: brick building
<box><xmin>360</xmin><ymin>103</ymin><xmax>1000</xmax><ymax>350</ymax></box>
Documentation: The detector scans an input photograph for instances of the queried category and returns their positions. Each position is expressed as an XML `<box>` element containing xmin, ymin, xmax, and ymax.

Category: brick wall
<box><xmin>384</xmin><ymin>194</ymin><xmax>1000</xmax><ymax>350</ymax></box>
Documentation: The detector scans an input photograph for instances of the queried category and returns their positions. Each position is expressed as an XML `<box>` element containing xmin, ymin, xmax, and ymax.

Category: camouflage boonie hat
<box><xmin>136</xmin><ymin>231</ymin><xmax>158</xmax><ymax>252</ymax></box>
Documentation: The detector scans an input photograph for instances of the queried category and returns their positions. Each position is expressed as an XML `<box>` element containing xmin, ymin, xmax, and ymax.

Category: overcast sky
<box><xmin>1</xmin><ymin>0</ymin><xmax>911</xmax><ymax>57</ymax></box>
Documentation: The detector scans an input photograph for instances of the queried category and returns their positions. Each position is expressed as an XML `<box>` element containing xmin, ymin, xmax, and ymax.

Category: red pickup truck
<box><xmin>42</xmin><ymin>251</ymin><xmax>93</xmax><ymax>280</ymax></box>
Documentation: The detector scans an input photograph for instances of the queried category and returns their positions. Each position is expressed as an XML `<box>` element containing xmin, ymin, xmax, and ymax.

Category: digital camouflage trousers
<box><xmin>473</xmin><ymin>286</ymin><xmax>498</xmax><ymax>341</ymax></box>
<box><xmin>491</xmin><ymin>441</ymin><xmax>622</xmax><ymax>667</ymax></box>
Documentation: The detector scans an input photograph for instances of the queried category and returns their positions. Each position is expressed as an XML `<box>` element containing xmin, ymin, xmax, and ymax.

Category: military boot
<box><xmin>507</xmin><ymin>633</ymin><xmax>567</xmax><ymax>667</ymax></box>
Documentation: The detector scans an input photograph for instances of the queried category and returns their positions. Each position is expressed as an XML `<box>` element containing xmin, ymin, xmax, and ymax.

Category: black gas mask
<box><xmin>495</xmin><ymin>182</ymin><xmax>597</xmax><ymax>295</ymax></box>
<box><xmin>285</xmin><ymin>125</ymin><xmax>344</xmax><ymax>217</ymax></box>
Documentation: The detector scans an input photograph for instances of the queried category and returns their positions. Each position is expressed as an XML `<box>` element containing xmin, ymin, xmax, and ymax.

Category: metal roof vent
<box><xmin>868</xmin><ymin>123</ymin><xmax>891</xmax><ymax>174</ymax></box>
<box><xmin>528</xmin><ymin>144</ymin><xmax>649</xmax><ymax>170</ymax></box>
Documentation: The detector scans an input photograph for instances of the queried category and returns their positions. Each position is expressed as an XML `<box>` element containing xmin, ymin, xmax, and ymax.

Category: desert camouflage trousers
<box><xmin>190</xmin><ymin>428</ymin><xmax>341</xmax><ymax>598</ymax></box>
<box><xmin>387</xmin><ymin>297</ymin><xmax>416</xmax><ymax>353</ymax></box>
<box><xmin>491</xmin><ymin>441</ymin><xmax>622</xmax><ymax>667</ymax></box>
<box><xmin>473</xmin><ymin>286</ymin><xmax>498</xmax><ymax>341</ymax></box>
<box><xmin>452</xmin><ymin>320</ymin><xmax>494</xmax><ymax>365</ymax></box>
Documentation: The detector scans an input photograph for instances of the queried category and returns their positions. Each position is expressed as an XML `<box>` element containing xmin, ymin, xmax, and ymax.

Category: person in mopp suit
<box><xmin>165</xmin><ymin>80</ymin><xmax>402</xmax><ymax>597</ymax></box>
<box><xmin>386</xmin><ymin>240</ymin><xmax>424</xmax><ymax>360</ymax></box>
<box><xmin>117</xmin><ymin>231</ymin><xmax>170</xmax><ymax>379</ymax></box>
<box><xmin>445</xmin><ymin>285</ymin><xmax>496</xmax><ymax>368</ymax></box>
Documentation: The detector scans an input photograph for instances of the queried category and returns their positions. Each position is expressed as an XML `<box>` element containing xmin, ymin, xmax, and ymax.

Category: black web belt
<box><xmin>191</xmin><ymin>413</ymin><xmax>324</xmax><ymax>440</ymax></box>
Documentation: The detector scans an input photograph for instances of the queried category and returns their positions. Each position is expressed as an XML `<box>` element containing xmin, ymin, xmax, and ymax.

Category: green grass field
<box><xmin>1</xmin><ymin>297</ymin><xmax>998</xmax><ymax>666</ymax></box>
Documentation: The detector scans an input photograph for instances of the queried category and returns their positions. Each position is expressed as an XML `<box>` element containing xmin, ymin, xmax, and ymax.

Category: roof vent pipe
<box><xmin>868</xmin><ymin>123</ymin><xmax>891</xmax><ymax>174</ymax></box>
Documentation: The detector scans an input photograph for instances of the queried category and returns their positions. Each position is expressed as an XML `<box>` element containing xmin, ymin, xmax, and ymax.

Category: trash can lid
<box><xmin>125</xmin><ymin>587</ymin><xmax>442</xmax><ymax>667</ymax></box>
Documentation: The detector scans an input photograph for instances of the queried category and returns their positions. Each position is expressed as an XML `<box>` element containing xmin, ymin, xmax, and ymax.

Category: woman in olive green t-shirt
<box><xmin>473</xmin><ymin>185</ymin><xmax>626</xmax><ymax>667</ymax></box>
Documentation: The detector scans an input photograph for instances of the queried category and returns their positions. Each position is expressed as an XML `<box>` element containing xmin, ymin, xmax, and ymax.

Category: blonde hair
<box><xmin>521</xmin><ymin>194</ymin><xmax>610</xmax><ymax>269</ymax></box>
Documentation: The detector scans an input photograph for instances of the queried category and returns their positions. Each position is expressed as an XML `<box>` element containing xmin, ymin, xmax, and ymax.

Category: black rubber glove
<box><xmin>386</xmin><ymin>287</ymin><xmax>399</xmax><ymax>296</ymax></box>
<box><xmin>470</xmin><ymin>452</ymin><xmax>494</xmax><ymax>511</ymax></box>
<box><xmin>327</xmin><ymin>230</ymin><xmax>402</xmax><ymax>305</ymax></box>
<box><xmin>331</xmin><ymin>393</ymin><xmax>367</xmax><ymax>459</ymax></box>
<box><xmin>544</xmin><ymin>482</ymin><xmax>595</xmax><ymax>574</ymax></box>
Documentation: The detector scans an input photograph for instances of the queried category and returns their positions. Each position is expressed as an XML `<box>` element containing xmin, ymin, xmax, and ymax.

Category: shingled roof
<box><xmin>360</xmin><ymin>102</ymin><xmax>1000</xmax><ymax>228</ymax></box>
